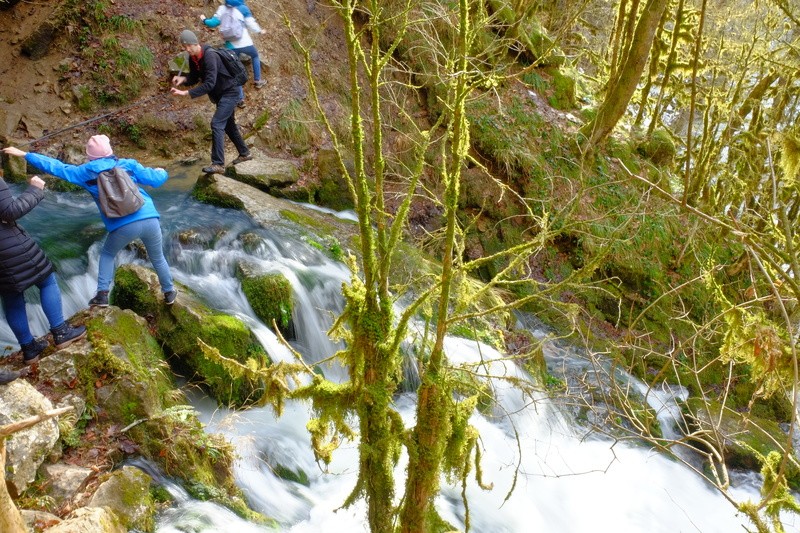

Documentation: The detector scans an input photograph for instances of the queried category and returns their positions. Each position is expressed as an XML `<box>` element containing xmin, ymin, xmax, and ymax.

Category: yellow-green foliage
<box><xmin>272</xmin><ymin>99</ymin><xmax>321</xmax><ymax>156</ymax></box>
<box><xmin>711</xmin><ymin>272</ymin><xmax>793</xmax><ymax>400</ymax></box>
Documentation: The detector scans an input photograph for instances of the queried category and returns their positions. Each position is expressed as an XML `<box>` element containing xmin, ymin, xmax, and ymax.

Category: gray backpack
<box><xmin>219</xmin><ymin>7</ymin><xmax>244</xmax><ymax>41</ymax></box>
<box><xmin>97</xmin><ymin>166</ymin><xmax>144</xmax><ymax>218</ymax></box>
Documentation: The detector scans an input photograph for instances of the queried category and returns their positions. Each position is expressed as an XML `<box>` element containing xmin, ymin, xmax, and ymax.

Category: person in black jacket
<box><xmin>170</xmin><ymin>29</ymin><xmax>252</xmax><ymax>175</ymax></box>
<box><xmin>0</xmin><ymin>174</ymin><xmax>86</xmax><ymax>364</ymax></box>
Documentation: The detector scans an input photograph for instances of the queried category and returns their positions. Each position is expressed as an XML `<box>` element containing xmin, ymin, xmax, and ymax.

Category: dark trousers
<box><xmin>211</xmin><ymin>89</ymin><xmax>248</xmax><ymax>165</ymax></box>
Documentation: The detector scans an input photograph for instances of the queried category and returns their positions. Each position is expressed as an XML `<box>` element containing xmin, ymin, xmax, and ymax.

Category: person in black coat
<box><xmin>0</xmin><ymin>173</ymin><xmax>86</xmax><ymax>364</ymax></box>
<box><xmin>170</xmin><ymin>29</ymin><xmax>252</xmax><ymax>175</ymax></box>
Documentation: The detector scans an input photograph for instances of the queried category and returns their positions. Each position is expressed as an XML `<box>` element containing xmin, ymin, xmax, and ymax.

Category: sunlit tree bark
<box><xmin>581</xmin><ymin>0</ymin><xmax>669</xmax><ymax>149</ymax></box>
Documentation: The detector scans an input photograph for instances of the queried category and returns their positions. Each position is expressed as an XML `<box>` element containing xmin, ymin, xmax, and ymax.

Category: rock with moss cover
<box><xmin>236</xmin><ymin>262</ymin><xmax>295</xmax><ymax>338</ymax></box>
<box><xmin>684</xmin><ymin>397</ymin><xmax>800</xmax><ymax>486</ymax></box>
<box><xmin>194</xmin><ymin>173</ymin><xmax>358</xmax><ymax>261</ymax></box>
<box><xmin>487</xmin><ymin>0</ymin><xmax>566</xmax><ymax>66</ymax></box>
<box><xmin>89</xmin><ymin>466</ymin><xmax>155</xmax><ymax>532</ymax></box>
<box><xmin>227</xmin><ymin>153</ymin><xmax>299</xmax><ymax>193</ymax></box>
<box><xmin>43</xmin><ymin>506</ymin><xmax>126</xmax><ymax>533</ymax></box>
<box><xmin>111</xmin><ymin>264</ymin><xmax>271</xmax><ymax>408</ymax></box>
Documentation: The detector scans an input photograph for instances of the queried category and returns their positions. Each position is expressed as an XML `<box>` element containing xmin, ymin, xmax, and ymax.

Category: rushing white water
<box><xmin>2</xmin><ymin>167</ymin><xmax>797</xmax><ymax>532</ymax></box>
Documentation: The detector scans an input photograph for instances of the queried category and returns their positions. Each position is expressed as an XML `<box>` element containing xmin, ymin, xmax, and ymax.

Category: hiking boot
<box><xmin>0</xmin><ymin>367</ymin><xmax>29</xmax><ymax>385</ymax></box>
<box><xmin>202</xmin><ymin>165</ymin><xmax>225</xmax><ymax>175</ymax></box>
<box><xmin>237</xmin><ymin>100</ymin><xmax>245</xmax><ymax>109</ymax></box>
<box><xmin>21</xmin><ymin>338</ymin><xmax>49</xmax><ymax>365</ymax></box>
<box><xmin>254</xmin><ymin>80</ymin><xmax>267</xmax><ymax>89</ymax></box>
<box><xmin>231</xmin><ymin>153</ymin><xmax>253</xmax><ymax>165</ymax></box>
<box><xmin>164</xmin><ymin>289</ymin><xmax>178</xmax><ymax>305</ymax></box>
<box><xmin>89</xmin><ymin>290</ymin><xmax>109</xmax><ymax>307</ymax></box>
<box><xmin>51</xmin><ymin>322</ymin><xmax>87</xmax><ymax>350</ymax></box>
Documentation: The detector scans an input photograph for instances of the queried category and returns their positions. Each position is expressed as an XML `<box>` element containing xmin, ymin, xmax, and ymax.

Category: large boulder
<box><xmin>226</xmin><ymin>153</ymin><xmax>300</xmax><ymax>193</ymax></box>
<box><xmin>193</xmin><ymin>173</ymin><xmax>357</xmax><ymax>261</ymax></box>
<box><xmin>89</xmin><ymin>466</ymin><xmax>155</xmax><ymax>532</ymax></box>
<box><xmin>44</xmin><ymin>506</ymin><xmax>126</xmax><ymax>533</ymax></box>
<box><xmin>111</xmin><ymin>264</ymin><xmax>271</xmax><ymax>408</ymax></box>
<box><xmin>0</xmin><ymin>380</ymin><xmax>59</xmax><ymax>496</ymax></box>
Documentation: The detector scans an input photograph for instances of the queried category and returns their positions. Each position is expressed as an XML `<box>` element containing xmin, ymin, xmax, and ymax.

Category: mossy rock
<box><xmin>89</xmin><ymin>466</ymin><xmax>155</xmax><ymax>532</ymax></box>
<box><xmin>236</xmin><ymin>264</ymin><xmax>295</xmax><ymax>338</ymax></box>
<box><xmin>192</xmin><ymin>172</ymin><xmax>245</xmax><ymax>210</ymax></box>
<box><xmin>316</xmin><ymin>147</ymin><xmax>355</xmax><ymax>211</ymax></box>
<box><xmin>21</xmin><ymin>20</ymin><xmax>58</xmax><ymax>60</ymax></box>
<box><xmin>272</xmin><ymin>464</ymin><xmax>310</xmax><ymax>486</ymax></box>
<box><xmin>683</xmin><ymin>397</ymin><xmax>800</xmax><ymax>487</ymax></box>
<box><xmin>546</xmin><ymin>67</ymin><xmax>577</xmax><ymax>110</ymax></box>
<box><xmin>2</xmin><ymin>148</ymin><xmax>28</xmax><ymax>182</ymax></box>
<box><xmin>111</xmin><ymin>264</ymin><xmax>271</xmax><ymax>408</ymax></box>
<box><xmin>636</xmin><ymin>129</ymin><xmax>676</xmax><ymax>168</ymax></box>
<box><xmin>78</xmin><ymin>307</ymin><xmax>175</xmax><ymax>422</ymax></box>
<box><xmin>487</xmin><ymin>0</ymin><xmax>566</xmax><ymax>67</ymax></box>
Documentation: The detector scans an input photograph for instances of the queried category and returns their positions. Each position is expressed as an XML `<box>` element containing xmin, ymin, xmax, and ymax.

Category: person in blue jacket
<box><xmin>3</xmin><ymin>135</ymin><xmax>178</xmax><ymax>308</ymax></box>
<box><xmin>201</xmin><ymin>0</ymin><xmax>268</xmax><ymax>104</ymax></box>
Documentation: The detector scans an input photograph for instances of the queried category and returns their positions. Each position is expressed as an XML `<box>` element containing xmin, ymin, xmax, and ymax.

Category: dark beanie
<box><xmin>180</xmin><ymin>29</ymin><xmax>199</xmax><ymax>45</ymax></box>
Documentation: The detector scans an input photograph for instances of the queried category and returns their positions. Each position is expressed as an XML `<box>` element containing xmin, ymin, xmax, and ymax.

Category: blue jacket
<box><xmin>25</xmin><ymin>152</ymin><xmax>167</xmax><ymax>232</ymax></box>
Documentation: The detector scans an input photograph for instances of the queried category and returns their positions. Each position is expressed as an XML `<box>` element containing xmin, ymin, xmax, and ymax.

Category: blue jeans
<box><xmin>232</xmin><ymin>45</ymin><xmax>262</xmax><ymax>102</ymax></box>
<box><xmin>1</xmin><ymin>272</ymin><xmax>64</xmax><ymax>345</ymax></box>
<box><xmin>211</xmin><ymin>89</ymin><xmax>249</xmax><ymax>166</ymax></box>
<box><xmin>233</xmin><ymin>45</ymin><xmax>262</xmax><ymax>82</ymax></box>
<box><xmin>98</xmin><ymin>217</ymin><xmax>174</xmax><ymax>294</ymax></box>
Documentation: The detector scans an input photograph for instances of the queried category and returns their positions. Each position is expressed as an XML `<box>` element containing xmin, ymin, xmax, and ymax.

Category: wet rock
<box><xmin>236</xmin><ymin>262</ymin><xmax>295</xmax><ymax>339</ymax></box>
<box><xmin>111</xmin><ymin>264</ymin><xmax>271</xmax><ymax>408</ymax></box>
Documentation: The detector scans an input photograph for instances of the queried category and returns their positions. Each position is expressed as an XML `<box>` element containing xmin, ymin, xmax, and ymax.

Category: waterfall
<box><xmin>3</xmin><ymin>168</ymin><xmax>797</xmax><ymax>532</ymax></box>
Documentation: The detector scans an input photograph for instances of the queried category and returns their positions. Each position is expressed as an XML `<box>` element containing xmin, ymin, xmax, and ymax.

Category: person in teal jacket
<box><xmin>3</xmin><ymin>135</ymin><xmax>177</xmax><ymax>307</ymax></box>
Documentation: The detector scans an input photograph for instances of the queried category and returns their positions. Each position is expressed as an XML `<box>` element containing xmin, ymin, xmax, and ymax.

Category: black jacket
<box><xmin>0</xmin><ymin>179</ymin><xmax>54</xmax><ymax>294</ymax></box>
<box><xmin>186</xmin><ymin>45</ymin><xmax>239</xmax><ymax>103</ymax></box>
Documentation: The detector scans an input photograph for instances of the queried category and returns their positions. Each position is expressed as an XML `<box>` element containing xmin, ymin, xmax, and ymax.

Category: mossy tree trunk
<box><xmin>283</xmin><ymin>1</ymin><xmax>545</xmax><ymax>531</ymax></box>
<box><xmin>580</xmin><ymin>0</ymin><xmax>669</xmax><ymax>149</ymax></box>
<box><xmin>398</xmin><ymin>0</ymin><xmax>471</xmax><ymax>530</ymax></box>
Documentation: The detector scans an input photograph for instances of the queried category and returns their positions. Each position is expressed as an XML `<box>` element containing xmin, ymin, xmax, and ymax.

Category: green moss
<box><xmin>272</xmin><ymin>464</ymin><xmax>310</xmax><ymax>486</ymax></box>
<box><xmin>546</xmin><ymin>67</ymin><xmax>577</xmax><ymax>110</ymax></box>
<box><xmin>240</xmin><ymin>273</ymin><xmax>294</xmax><ymax>331</ymax></box>
<box><xmin>636</xmin><ymin>128</ymin><xmax>677</xmax><ymax>168</ymax></box>
<box><xmin>112</xmin><ymin>265</ymin><xmax>270</xmax><ymax>408</ymax></box>
<box><xmin>192</xmin><ymin>174</ymin><xmax>245</xmax><ymax>210</ymax></box>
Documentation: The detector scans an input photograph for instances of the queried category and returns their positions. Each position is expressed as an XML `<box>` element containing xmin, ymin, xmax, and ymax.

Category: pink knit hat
<box><xmin>85</xmin><ymin>135</ymin><xmax>113</xmax><ymax>160</ymax></box>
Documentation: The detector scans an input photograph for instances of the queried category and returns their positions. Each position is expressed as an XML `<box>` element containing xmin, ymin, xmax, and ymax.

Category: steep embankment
<box><xmin>0</xmin><ymin>0</ymin><xmax>348</xmax><ymax>166</ymax></box>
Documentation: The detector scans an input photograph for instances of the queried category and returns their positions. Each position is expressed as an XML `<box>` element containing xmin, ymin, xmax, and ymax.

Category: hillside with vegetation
<box><xmin>2</xmin><ymin>0</ymin><xmax>800</xmax><ymax>531</ymax></box>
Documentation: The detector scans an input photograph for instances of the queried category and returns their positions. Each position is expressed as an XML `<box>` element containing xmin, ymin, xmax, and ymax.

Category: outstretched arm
<box><xmin>120</xmin><ymin>160</ymin><xmax>168</xmax><ymax>188</ymax></box>
<box><xmin>0</xmin><ymin>176</ymin><xmax>45</xmax><ymax>223</ymax></box>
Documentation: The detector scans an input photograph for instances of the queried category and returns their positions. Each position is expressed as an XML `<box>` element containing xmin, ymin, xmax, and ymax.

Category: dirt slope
<box><xmin>0</xmin><ymin>0</ymin><xmax>346</xmax><ymax>163</ymax></box>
